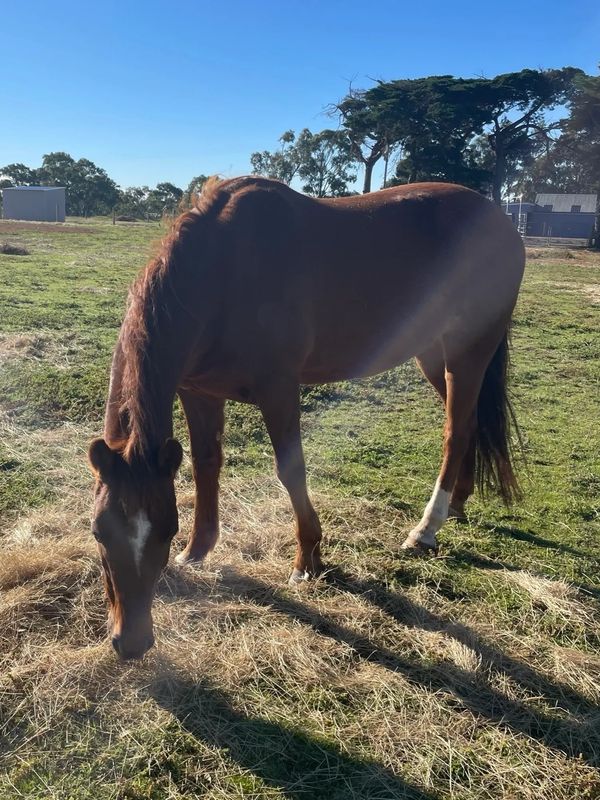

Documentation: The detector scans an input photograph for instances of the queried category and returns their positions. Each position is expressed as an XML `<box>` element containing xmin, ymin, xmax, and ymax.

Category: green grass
<box><xmin>0</xmin><ymin>220</ymin><xmax>599</xmax><ymax>799</ymax></box>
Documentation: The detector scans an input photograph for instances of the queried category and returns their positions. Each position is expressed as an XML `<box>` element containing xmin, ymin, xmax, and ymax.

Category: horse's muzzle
<box><xmin>111</xmin><ymin>633</ymin><xmax>155</xmax><ymax>660</ymax></box>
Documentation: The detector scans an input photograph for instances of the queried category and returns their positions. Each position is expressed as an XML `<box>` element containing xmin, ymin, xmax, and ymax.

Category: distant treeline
<box><xmin>0</xmin><ymin>153</ymin><xmax>206</xmax><ymax>219</ymax></box>
<box><xmin>1</xmin><ymin>67</ymin><xmax>598</xmax><ymax>216</ymax></box>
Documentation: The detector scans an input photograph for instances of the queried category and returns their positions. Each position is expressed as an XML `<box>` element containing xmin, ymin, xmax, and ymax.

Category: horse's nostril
<box><xmin>111</xmin><ymin>636</ymin><xmax>121</xmax><ymax>654</ymax></box>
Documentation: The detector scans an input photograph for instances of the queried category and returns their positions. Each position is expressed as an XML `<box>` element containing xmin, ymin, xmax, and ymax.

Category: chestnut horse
<box><xmin>89</xmin><ymin>176</ymin><xmax>524</xmax><ymax>659</ymax></box>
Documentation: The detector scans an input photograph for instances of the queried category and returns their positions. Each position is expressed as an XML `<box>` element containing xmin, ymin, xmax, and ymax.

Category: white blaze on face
<box><xmin>130</xmin><ymin>510</ymin><xmax>151</xmax><ymax>575</ymax></box>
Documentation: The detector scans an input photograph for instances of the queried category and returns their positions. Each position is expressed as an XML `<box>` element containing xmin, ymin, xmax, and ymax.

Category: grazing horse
<box><xmin>89</xmin><ymin>176</ymin><xmax>524</xmax><ymax>659</ymax></box>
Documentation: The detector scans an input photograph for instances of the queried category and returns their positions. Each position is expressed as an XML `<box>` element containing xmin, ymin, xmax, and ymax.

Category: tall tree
<box><xmin>146</xmin><ymin>182</ymin><xmax>183</xmax><ymax>217</ymax></box>
<box><xmin>250</xmin><ymin>129</ymin><xmax>356</xmax><ymax>196</ymax></box>
<box><xmin>71</xmin><ymin>158</ymin><xmax>120</xmax><ymax>216</ymax></box>
<box><xmin>560</xmin><ymin>71</ymin><xmax>600</xmax><ymax>192</ymax></box>
<box><xmin>116</xmin><ymin>186</ymin><xmax>152</xmax><ymax>219</ymax></box>
<box><xmin>295</xmin><ymin>129</ymin><xmax>356</xmax><ymax>197</ymax></box>
<box><xmin>337</xmin><ymin>69</ymin><xmax>583</xmax><ymax>201</ymax></box>
<box><xmin>507</xmin><ymin>69</ymin><xmax>599</xmax><ymax>206</ymax></box>
<box><xmin>183</xmin><ymin>174</ymin><xmax>209</xmax><ymax>208</ymax></box>
<box><xmin>37</xmin><ymin>152</ymin><xmax>119</xmax><ymax>215</ymax></box>
<box><xmin>0</xmin><ymin>162</ymin><xmax>40</xmax><ymax>186</ymax></box>
<box><xmin>250</xmin><ymin>130</ymin><xmax>299</xmax><ymax>184</ymax></box>
<box><xmin>377</xmin><ymin>76</ymin><xmax>492</xmax><ymax>191</ymax></box>
<box><xmin>332</xmin><ymin>89</ymin><xmax>398</xmax><ymax>193</ymax></box>
<box><xmin>479</xmin><ymin>68</ymin><xmax>582</xmax><ymax>204</ymax></box>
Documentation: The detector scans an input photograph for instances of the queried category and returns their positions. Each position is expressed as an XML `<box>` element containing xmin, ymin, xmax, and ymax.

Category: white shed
<box><xmin>1</xmin><ymin>187</ymin><xmax>66</xmax><ymax>222</ymax></box>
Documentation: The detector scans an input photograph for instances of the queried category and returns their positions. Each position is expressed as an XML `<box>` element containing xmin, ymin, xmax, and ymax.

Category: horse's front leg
<box><xmin>256</xmin><ymin>377</ymin><xmax>323</xmax><ymax>584</ymax></box>
<box><xmin>175</xmin><ymin>390</ymin><xmax>224</xmax><ymax>564</ymax></box>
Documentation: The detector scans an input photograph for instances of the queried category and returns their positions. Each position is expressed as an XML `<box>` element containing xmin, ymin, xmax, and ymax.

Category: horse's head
<box><xmin>88</xmin><ymin>437</ymin><xmax>183</xmax><ymax>660</ymax></box>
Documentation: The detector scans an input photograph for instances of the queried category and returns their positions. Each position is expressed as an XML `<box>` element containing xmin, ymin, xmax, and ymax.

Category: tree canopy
<box><xmin>250</xmin><ymin>129</ymin><xmax>356</xmax><ymax>197</ymax></box>
<box><xmin>334</xmin><ymin>67</ymin><xmax>587</xmax><ymax>202</ymax></box>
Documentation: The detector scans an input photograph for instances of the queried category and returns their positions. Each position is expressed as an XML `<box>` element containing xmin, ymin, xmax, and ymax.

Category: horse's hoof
<box><xmin>400</xmin><ymin>537</ymin><xmax>439</xmax><ymax>557</ymax></box>
<box><xmin>174</xmin><ymin>550</ymin><xmax>205</xmax><ymax>566</ymax></box>
<box><xmin>448</xmin><ymin>506</ymin><xmax>467</xmax><ymax>522</ymax></box>
<box><xmin>288</xmin><ymin>568</ymin><xmax>310</xmax><ymax>585</ymax></box>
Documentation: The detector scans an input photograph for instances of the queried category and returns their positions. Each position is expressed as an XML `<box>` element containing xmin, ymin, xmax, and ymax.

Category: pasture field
<box><xmin>0</xmin><ymin>218</ymin><xmax>599</xmax><ymax>800</ymax></box>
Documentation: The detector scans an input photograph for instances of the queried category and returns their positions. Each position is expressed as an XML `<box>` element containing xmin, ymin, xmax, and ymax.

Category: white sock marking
<box><xmin>422</xmin><ymin>479</ymin><xmax>450</xmax><ymax>528</ymax></box>
<box><xmin>130</xmin><ymin>510</ymin><xmax>151</xmax><ymax>574</ymax></box>
<box><xmin>403</xmin><ymin>478</ymin><xmax>450</xmax><ymax>549</ymax></box>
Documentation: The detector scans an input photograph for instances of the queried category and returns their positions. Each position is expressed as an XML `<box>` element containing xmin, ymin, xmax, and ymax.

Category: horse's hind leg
<box><xmin>416</xmin><ymin>344</ymin><xmax>475</xmax><ymax>519</ymax></box>
<box><xmin>175</xmin><ymin>390</ymin><xmax>224</xmax><ymax>564</ymax></box>
<box><xmin>404</xmin><ymin>337</ymin><xmax>497</xmax><ymax>553</ymax></box>
<box><xmin>256</xmin><ymin>377</ymin><xmax>323</xmax><ymax>584</ymax></box>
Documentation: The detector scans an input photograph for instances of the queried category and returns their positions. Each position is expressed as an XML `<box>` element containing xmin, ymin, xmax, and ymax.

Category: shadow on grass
<box><xmin>483</xmin><ymin>522</ymin><xmax>594</xmax><ymax>560</ymax></box>
<box><xmin>150</xmin><ymin>675</ymin><xmax>435</xmax><ymax>800</ymax></box>
<box><xmin>324</xmin><ymin>566</ymin><xmax>600</xmax><ymax>707</ymax></box>
<box><xmin>199</xmin><ymin>567</ymin><xmax>600</xmax><ymax>769</ymax></box>
<box><xmin>450</xmin><ymin>547</ymin><xmax>600</xmax><ymax>601</ymax></box>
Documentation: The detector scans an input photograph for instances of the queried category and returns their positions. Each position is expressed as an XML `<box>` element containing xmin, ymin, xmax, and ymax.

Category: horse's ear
<box><xmin>158</xmin><ymin>438</ymin><xmax>183</xmax><ymax>477</ymax></box>
<box><xmin>89</xmin><ymin>438</ymin><xmax>119</xmax><ymax>481</ymax></box>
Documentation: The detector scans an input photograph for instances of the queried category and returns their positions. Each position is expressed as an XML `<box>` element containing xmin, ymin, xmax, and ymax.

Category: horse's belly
<box><xmin>300</xmin><ymin>305</ymin><xmax>449</xmax><ymax>383</ymax></box>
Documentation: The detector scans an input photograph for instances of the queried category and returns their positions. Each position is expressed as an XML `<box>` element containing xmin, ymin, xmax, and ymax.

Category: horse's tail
<box><xmin>475</xmin><ymin>327</ymin><xmax>522</xmax><ymax>504</ymax></box>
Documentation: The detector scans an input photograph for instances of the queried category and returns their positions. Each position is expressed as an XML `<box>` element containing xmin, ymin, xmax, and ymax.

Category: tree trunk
<box><xmin>592</xmin><ymin>211</ymin><xmax>600</xmax><ymax>250</ymax></box>
<box><xmin>362</xmin><ymin>161</ymin><xmax>374</xmax><ymax>194</ymax></box>
<box><xmin>491</xmin><ymin>145</ymin><xmax>506</xmax><ymax>206</ymax></box>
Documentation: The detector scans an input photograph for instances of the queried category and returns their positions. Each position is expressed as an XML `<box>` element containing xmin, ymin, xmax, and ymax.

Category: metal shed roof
<box><xmin>535</xmin><ymin>193</ymin><xmax>597</xmax><ymax>213</ymax></box>
<box><xmin>2</xmin><ymin>186</ymin><xmax>65</xmax><ymax>192</ymax></box>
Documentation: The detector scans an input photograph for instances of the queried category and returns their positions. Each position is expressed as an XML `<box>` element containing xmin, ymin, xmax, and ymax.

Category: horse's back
<box><xmin>209</xmin><ymin>179</ymin><xmax>524</xmax><ymax>384</ymax></box>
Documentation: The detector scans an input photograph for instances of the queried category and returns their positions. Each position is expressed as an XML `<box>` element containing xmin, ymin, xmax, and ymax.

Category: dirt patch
<box><xmin>549</xmin><ymin>281</ymin><xmax>600</xmax><ymax>305</ymax></box>
<box><xmin>581</xmin><ymin>285</ymin><xmax>600</xmax><ymax>304</ymax></box>
<box><xmin>527</xmin><ymin>246</ymin><xmax>600</xmax><ymax>267</ymax></box>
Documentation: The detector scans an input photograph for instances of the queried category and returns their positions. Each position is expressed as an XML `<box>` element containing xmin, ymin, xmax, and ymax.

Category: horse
<box><xmin>88</xmin><ymin>176</ymin><xmax>524</xmax><ymax>660</ymax></box>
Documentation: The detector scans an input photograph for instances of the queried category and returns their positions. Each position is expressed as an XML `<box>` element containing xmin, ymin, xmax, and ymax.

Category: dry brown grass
<box><xmin>547</xmin><ymin>281</ymin><xmax>600</xmax><ymax>305</ymax></box>
<box><xmin>525</xmin><ymin>246</ymin><xmax>600</xmax><ymax>267</ymax></box>
<box><xmin>2</xmin><ymin>458</ymin><xmax>600</xmax><ymax>799</ymax></box>
<box><xmin>0</xmin><ymin>332</ymin><xmax>82</xmax><ymax>369</ymax></box>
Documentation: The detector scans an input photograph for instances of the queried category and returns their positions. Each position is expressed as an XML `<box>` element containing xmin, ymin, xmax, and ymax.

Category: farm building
<box><xmin>504</xmin><ymin>193</ymin><xmax>597</xmax><ymax>240</ymax></box>
<box><xmin>1</xmin><ymin>186</ymin><xmax>66</xmax><ymax>222</ymax></box>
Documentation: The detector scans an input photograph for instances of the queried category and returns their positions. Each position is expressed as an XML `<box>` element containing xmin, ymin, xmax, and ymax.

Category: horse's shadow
<box><xmin>149</xmin><ymin>674</ymin><xmax>436</xmax><ymax>800</ymax></box>
<box><xmin>159</xmin><ymin>562</ymin><xmax>600</xmax><ymax>770</ymax></box>
<box><xmin>481</xmin><ymin>521</ymin><xmax>595</xmax><ymax>562</ymax></box>
<box><xmin>450</xmin><ymin>545</ymin><xmax>600</xmax><ymax>601</ymax></box>
<box><xmin>152</xmin><ymin>552</ymin><xmax>600</xmax><ymax>800</ymax></box>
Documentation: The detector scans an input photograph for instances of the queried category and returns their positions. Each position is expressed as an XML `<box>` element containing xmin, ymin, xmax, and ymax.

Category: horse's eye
<box><xmin>91</xmin><ymin>526</ymin><xmax>103</xmax><ymax>543</ymax></box>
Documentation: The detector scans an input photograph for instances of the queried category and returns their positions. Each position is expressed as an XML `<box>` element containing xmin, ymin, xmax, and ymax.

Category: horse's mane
<box><xmin>117</xmin><ymin>177</ymin><xmax>231</xmax><ymax>465</ymax></box>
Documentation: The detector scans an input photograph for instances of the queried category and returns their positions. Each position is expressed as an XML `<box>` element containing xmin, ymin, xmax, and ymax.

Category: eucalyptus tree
<box><xmin>146</xmin><ymin>182</ymin><xmax>184</xmax><ymax>217</ymax></box>
<box><xmin>250</xmin><ymin>130</ymin><xmax>300</xmax><ymax>184</ymax></box>
<box><xmin>294</xmin><ymin>128</ymin><xmax>356</xmax><ymax>197</ymax></box>
<box><xmin>37</xmin><ymin>152</ymin><xmax>119</xmax><ymax>215</ymax></box>
<box><xmin>183</xmin><ymin>174</ymin><xmax>209</xmax><ymax>207</ymax></box>
<box><xmin>250</xmin><ymin>128</ymin><xmax>356</xmax><ymax>196</ymax></box>
<box><xmin>0</xmin><ymin>162</ymin><xmax>40</xmax><ymax>186</ymax></box>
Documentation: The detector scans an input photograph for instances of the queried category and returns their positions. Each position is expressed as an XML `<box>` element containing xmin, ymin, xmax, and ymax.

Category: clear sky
<box><xmin>1</xmin><ymin>0</ymin><xmax>598</xmax><ymax>190</ymax></box>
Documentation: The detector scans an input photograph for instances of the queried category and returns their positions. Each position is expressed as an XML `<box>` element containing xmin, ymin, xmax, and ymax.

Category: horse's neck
<box><xmin>104</xmin><ymin>220</ymin><xmax>218</xmax><ymax>454</ymax></box>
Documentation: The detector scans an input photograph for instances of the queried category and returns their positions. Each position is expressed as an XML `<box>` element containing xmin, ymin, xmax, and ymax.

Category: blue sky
<box><xmin>1</xmin><ymin>0</ymin><xmax>599</xmax><ymax>190</ymax></box>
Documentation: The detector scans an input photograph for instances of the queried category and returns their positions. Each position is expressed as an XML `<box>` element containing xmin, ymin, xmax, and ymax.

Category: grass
<box><xmin>0</xmin><ymin>218</ymin><xmax>599</xmax><ymax>799</ymax></box>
